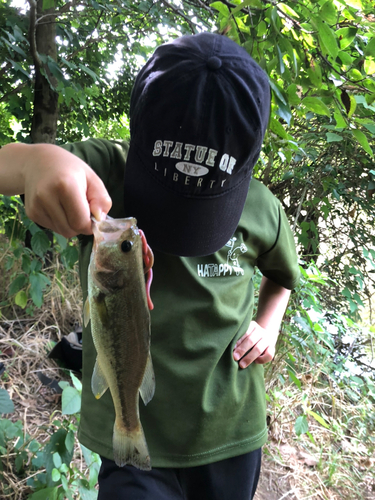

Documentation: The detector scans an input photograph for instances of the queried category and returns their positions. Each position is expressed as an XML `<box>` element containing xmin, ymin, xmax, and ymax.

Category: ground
<box><xmin>1</xmin><ymin>313</ymin><xmax>374</xmax><ymax>500</ymax></box>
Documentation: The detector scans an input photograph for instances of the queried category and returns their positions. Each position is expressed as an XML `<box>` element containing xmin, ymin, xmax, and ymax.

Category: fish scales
<box><xmin>84</xmin><ymin>216</ymin><xmax>155</xmax><ymax>470</ymax></box>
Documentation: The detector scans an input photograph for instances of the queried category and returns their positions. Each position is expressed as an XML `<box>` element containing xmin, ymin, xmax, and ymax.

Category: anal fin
<box><xmin>91</xmin><ymin>358</ymin><xmax>109</xmax><ymax>399</ymax></box>
<box><xmin>139</xmin><ymin>354</ymin><xmax>155</xmax><ymax>406</ymax></box>
<box><xmin>83</xmin><ymin>297</ymin><xmax>90</xmax><ymax>328</ymax></box>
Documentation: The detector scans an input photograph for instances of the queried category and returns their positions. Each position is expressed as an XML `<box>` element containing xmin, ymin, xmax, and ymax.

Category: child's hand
<box><xmin>1</xmin><ymin>143</ymin><xmax>112</xmax><ymax>238</ymax></box>
<box><xmin>232</xmin><ymin>321</ymin><xmax>277</xmax><ymax>368</ymax></box>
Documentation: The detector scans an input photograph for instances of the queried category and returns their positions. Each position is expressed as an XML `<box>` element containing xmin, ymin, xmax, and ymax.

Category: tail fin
<box><xmin>113</xmin><ymin>420</ymin><xmax>151</xmax><ymax>470</ymax></box>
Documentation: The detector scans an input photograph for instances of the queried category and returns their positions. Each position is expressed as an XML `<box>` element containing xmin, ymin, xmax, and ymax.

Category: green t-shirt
<box><xmin>62</xmin><ymin>139</ymin><xmax>300</xmax><ymax>467</ymax></box>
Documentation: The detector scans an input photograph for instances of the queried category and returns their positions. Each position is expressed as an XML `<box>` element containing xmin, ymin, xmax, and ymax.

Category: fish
<box><xmin>84</xmin><ymin>215</ymin><xmax>155</xmax><ymax>470</ymax></box>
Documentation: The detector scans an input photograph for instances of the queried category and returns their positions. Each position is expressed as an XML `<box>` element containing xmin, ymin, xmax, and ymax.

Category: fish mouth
<box><xmin>91</xmin><ymin>216</ymin><xmax>138</xmax><ymax>251</ymax></box>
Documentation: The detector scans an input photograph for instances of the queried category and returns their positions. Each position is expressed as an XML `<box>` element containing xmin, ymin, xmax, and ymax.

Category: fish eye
<box><xmin>121</xmin><ymin>240</ymin><xmax>133</xmax><ymax>253</ymax></box>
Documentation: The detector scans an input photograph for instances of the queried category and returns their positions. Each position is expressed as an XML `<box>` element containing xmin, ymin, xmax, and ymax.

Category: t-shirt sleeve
<box><xmin>256</xmin><ymin>203</ymin><xmax>300</xmax><ymax>290</ymax></box>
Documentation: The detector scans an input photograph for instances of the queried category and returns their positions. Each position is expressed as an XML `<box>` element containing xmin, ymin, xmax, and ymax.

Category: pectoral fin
<box><xmin>140</xmin><ymin>354</ymin><xmax>155</xmax><ymax>406</ymax></box>
<box><xmin>91</xmin><ymin>358</ymin><xmax>109</xmax><ymax>399</ymax></box>
<box><xmin>84</xmin><ymin>297</ymin><xmax>90</xmax><ymax>327</ymax></box>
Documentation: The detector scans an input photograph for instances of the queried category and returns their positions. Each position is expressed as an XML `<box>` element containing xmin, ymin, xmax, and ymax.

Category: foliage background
<box><xmin>0</xmin><ymin>0</ymin><xmax>374</xmax><ymax>498</ymax></box>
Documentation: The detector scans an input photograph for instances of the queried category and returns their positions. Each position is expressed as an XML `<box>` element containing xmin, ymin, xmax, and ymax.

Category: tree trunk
<box><xmin>29</xmin><ymin>0</ymin><xmax>58</xmax><ymax>144</ymax></box>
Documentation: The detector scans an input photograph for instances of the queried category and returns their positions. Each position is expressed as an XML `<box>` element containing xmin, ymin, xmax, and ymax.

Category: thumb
<box><xmin>86</xmin><ymin>170</ymin><xmax>112</xmax><ymax>222</ymax></box>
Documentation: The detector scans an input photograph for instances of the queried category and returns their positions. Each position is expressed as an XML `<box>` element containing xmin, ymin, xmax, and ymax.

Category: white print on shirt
<box><xmin>152</xmin><ymin>140</ymin><xmax>237</xmax><ymax>190</ymax></box>
<box><xmin>197</xmin><ymin>237</ymin><xmax>247</xmax><ymax>278</ymax></box>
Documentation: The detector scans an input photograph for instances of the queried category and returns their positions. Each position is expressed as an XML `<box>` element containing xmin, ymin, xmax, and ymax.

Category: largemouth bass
<box><xmin>84</xmin><ymin>216</ymin><xmax>155</xmax><ymax>470</ymax></box>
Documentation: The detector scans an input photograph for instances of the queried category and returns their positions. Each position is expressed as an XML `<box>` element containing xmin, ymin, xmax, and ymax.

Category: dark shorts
<box><xmin>98</xmin><ymin>448</ymin><xmax>262</xmax><ymax>500</ymax></box>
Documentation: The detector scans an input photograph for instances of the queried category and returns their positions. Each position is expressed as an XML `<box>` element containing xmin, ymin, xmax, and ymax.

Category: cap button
<box><xmin>207</xmin><ymin>56</ymin><xmax>222</xmax><ymax>70</ymax></box>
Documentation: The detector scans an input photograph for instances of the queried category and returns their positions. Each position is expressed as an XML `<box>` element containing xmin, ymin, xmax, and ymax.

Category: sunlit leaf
<box><xmin>364</xmin><ymin>58</ymin><xmax>375</xmax><ymax>75</ymax></box>
<box><xmin>319</xmin><ymin>0</ymin><xmax>337</xmax><ymax>24</ymax></box>
<box><xmin>306</xmin><ymin>410</ymin><xmax>330</xmax><ymax>429</ymax></box>
<box><xmin>365</xmin><ymin>37</ymin><xmax>375</xmax><ymax>57</ymax></box>
<box><xmin>316</xmin><ymin>19</ymin><xmax>339</xmax><ymax>60</ymax></box>
<box><xmin>278</xmin><ymin>3</ymin><xmax>300</xmax><ymax>19</ymax></box>
<box><xmin>336</xmin><ymin>27</ymin><xmax>357</xmax><ymax>50</ymax></box>
<box><xmin>62</xmin><ymin>387</ymin><xmax>81</xmax><ymax>415</ymax></box>
<box><xmin>351</xmin><ymin>129</ymin><xmax>374</xmax><ymax>157</ymax></box>
<box><xmin>302</xmin><ymin>97</ymin><xmax>331</xmax><ymax>116</ymax></box>
<box><xmin>15</xmin><ymin>290</ymin><xmax>28</xmax><ymax>309</ymax></box>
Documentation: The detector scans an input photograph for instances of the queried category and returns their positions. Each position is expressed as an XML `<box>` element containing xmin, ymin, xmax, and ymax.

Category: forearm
<box><xmin>255</xmin><ymin>276</ymin><xmax>291</xmax><ymax>333</ymax></box>
<box><xmin>0</xmin><ymin>143</ymin><xmax>29</xmax><ymax>195</ymax></box>
<box><xmin>0</xmin><ymin>142</ymin><xmax>70</xmax><ymax>195</ymax></box>
<box><xmin>233</xmin><ymin>276</ymin><xmax>292</xmax><ymax>367</ymax></box>
<box><xmin>0</xmin><ymin>142</ymin><xmax>111</xmax><ymax>237</ymax></box>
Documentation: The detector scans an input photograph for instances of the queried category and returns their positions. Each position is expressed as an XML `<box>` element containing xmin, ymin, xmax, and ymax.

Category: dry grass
<box><xmin>0</xmin><ymin>256</ymin><xmax>83</xmax><ymax>499</ymax></box>
<box><xmin>254</xmin><ymin>361</ymin><xmax>375</xmax><ymax>500</ymax></box>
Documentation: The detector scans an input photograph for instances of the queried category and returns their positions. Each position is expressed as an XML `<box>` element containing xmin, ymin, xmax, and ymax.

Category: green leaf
<box><xmin>79</xmin><ymin>64</ymin><xmax>100</xmax><ymax>82</ymax></box>
<box><xmin>278</xmin><ymin>3</ymin><xmax>300</xmax><ymax>18</ymax></box>
<box><xmin>302</xmin><ymin>97</ymin><xmax>330</xmax><ymax>117</ymax></box>
<box><xmin>8</xmin><ymin>59</ymin><xmax>30</xmax><ymax>79</ymax></box>
<box><xmin>61</xmin><ymin>386</ymin><xmax>81</xmax><ymax>415</ymax></box>
<box><xmin>270</xmin><ymin>117</ymin><xmax>288</xmax><ymax>139</ymax></box>
<box><xmin>276</xmin><ymin>45</ymin><xmax>285</xmax><ymax>75</ymax></box>
<box><xmin>295</xmin><ymin>415</ymin><xmax>309</xmax><ymax>436</ymax></box>
<box><xmin>51</xmin><ymin>468</ymin><xmax>61</xmax><ymax>482</ymax></box>
<box><xmin>230</xmin><ymin>0</ymin><xmax>262</xmax><ymax>14</ymax></box>
<box><xmin>351</xmin><ymin>129</ymin><xmax>374</xmax><ymax>157</ymax></box>
<box><xmin>210</xmin><ymin>1</ymin><xmax>230</xmax><ymax>16</ymax></box>
<box><xmin>9</xmin><ymin>274</ymin><xmax>28</xmax><ymax>296</ymax></box>
<box><xmin>319</xmin><ymin>0</ymin><xmax>337</xmax><ymax>24</ymax></box>
<box><xmin>287</xmin><ymin>369</ymin><xmax>301</xmax><ymax>389</ymax></box>
<box><xmin>0</xmin><ymin>389</ymin><xmax>15</xmax><ymax>414</ymax></box>
<box><xmin>287</xmin><ymin>84</ymin><xmax>301</xmax><ymax>106</ymax></box>
<box><xmin>326</xmin><ymin>132</ymin><xmax>343</xmax><ymax>142</ymax></box>
<box><xmin>31</xmin><ymin>230</ymin><xmax>51</xmax><ymax>257</ymax></box>
<box><xmin>338</xmin><ymin>51</ymin><xmax>353</xmax><ymax>66</ymax></box>
<box><xmin>15</xmin><ymin>290</ymin><xmax>28</xmax><ymax>309</ymax></box>
<box><xmin>336</xmin><ymin>27</ymin><xmax>357</xmax><ymax>50</ymax></box>
<box><xmin>269</xmin><ymin>79</ymin><xmax>287</xmax><ymax>105</ymax></box>
<box><xmin>61</xmin><ymin>245</ymin><xmax>79</xmax><ymax>269</ymax></box>
<box><xmin>364</xmin><ymin>58</ymin><xmax>375</xmax><ymax>76</ymax></box>
<box><xmin>316</xmin><ymin>19</ymin><xmax>339</xmax><ymax>60</ymax></box>
<box><xmin>257</xmin><ymin>21</ymin><xmax>267</xmax><ymax>37</ymax></box>
<box><xmin>306</xmin><ymin>409</ymin><xmax>330</xmax><ymax>429</ymax></box>
<box><xmin>70</xmin><ymin>372</ymin><xmax>82</xmax><ymax>392</ymax></box>
<box><xmin>29</xmin><ymin>487</ymin><xmax>59</xmax><ymax>500</ymax></box>
<box><xmin>282</xmin><ymin>171</ymin><xmax>294</xmax><ymax>180</ymax></box>
<box><xmin>334</xmin><ymin>109</ymin><xmax>346</xmax><ymax>128</ymax></box>
<box><xmin>276</xmin><ymin>100</ymin><xmax>292</xmax><ymax>126</ymax></box>
<box><xmin>65</xmin><ymin>430</ymin><xmax>75</xmax><ymax>453</ymax></box>
<box><xmin>345</xmin><ymin>0</ymin><xmax>363</xmax><ymax>8</ymax></box>
<box><xmin>53</xmin><ymin>452</ymin><xmax>62</xmax><ymax>469</ymax></box>
<box><xmin>29</xmin><ymin>273</ymin><xmax>50</xmax><ymax>308</ymax></box>
<box><xmin>54</xmin><ymin>233</ymin><xmax>67</xmax><ymax>250</ymax></box>
<box><xmin>44</xmin><ymin>429</ymin><xmax>74</xmax><ymax>477</ymax></box>
<box><xmin>365</xmin><ymin>37</ymin><xmax>375</xmax><ymax>57</ymax></box>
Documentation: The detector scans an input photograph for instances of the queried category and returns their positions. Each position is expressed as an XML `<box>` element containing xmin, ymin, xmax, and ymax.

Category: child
<box><xmin>0</xmin><ymin>32</ymin><xmax>299</xmax><ymax>499</ymax></box>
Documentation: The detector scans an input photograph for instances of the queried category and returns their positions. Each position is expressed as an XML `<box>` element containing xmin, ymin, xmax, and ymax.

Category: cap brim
<box><xmin>123</xmin><ymin>145</ymin><xmax>250</xmax><ymax>257</ymax></box>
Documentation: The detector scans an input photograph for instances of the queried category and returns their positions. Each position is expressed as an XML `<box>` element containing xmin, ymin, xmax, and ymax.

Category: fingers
<box><xmin>25</xmin><ymin>171</ymin><xmax>92</xmax><ymax>238</ymax></box>
<box><xmin>23</xmin><ymin>145</ymin><xmax>112</xmax><ymax>239</ymax></box>
<box><xmin>86</xmin><ymin>170</ymin><xmax>112</xmax><ymax>224</ymax></box>
<box><xmin>233</xmin><ymin>321</ymin><xmax>276</xmax><ymax>369</ymax></box>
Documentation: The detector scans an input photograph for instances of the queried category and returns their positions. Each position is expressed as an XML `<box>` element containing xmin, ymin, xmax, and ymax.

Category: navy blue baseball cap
<box><xmin>124</xmin><ymin>32</ymin><xmax>270</xmax><ymax>257</ymax></box>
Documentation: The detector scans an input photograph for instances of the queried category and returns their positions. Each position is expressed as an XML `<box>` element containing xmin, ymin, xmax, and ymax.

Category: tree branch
<box><xmin>160</xmin><ymin>0</ymin><xmax>198</xmax><ymax>33</ymax></box>
<box><xmin>27</xmin><ymin>0</ymin><xmax>42</xmax><ymax>68</ymax></box>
